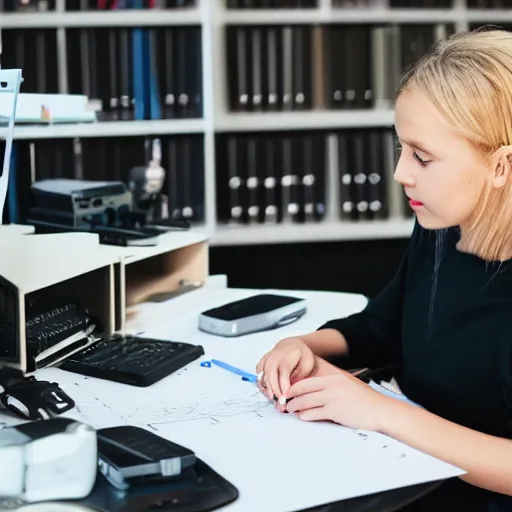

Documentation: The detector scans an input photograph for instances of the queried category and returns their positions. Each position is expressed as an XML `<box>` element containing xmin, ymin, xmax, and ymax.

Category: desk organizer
<box><xmin>100</xmin><ymin>230</ymin><xmax>209</xmax><ymax>332</ymax></box>
<box><xmin>0</xmin><ymin>227</ymin><xmax>208</xmax><ymax>373</ymax></box>
<box><xmin>0</xmin><ymin>232</ymin><xmax>116</xmax><ymax>372</ymax></box>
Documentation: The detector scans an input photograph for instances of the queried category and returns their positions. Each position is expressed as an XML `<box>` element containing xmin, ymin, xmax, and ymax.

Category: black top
<box><xmin>319</xmin><ymin>222</ymin><xmax>512</xmax><ymax>510</ymax></box>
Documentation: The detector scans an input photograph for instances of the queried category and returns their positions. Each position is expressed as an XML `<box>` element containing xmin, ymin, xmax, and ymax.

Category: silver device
<box><xmin>198</xmin><ymin>294</ymin><xmax>307</xmax><ymax>337</ymax></box>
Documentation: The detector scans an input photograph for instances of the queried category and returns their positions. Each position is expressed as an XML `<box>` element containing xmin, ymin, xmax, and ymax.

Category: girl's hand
<box><xmin>256</xmin><ymin>336</ymin><xmax>318</xmax><ymax>410</ymax></box>
<box><xmin>285</xmin><ymin>371</ymin><xmax>398</xmax><ymax>431</ymax></box>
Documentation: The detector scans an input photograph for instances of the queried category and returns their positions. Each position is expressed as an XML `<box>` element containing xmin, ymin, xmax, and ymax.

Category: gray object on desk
<box><xmin>97</xmin><ymin>425</ymin><xmax>196</xmax><ymax>491</ymax></box>
<box><xmin>0</xmin><ymin>418</ymin><xmax>97</xmax><ymax>506</ymax></box>
<box><xmin>198</xmin><ymin>294</ymin><xmax>307</xmax><ymax>337</ymax></box>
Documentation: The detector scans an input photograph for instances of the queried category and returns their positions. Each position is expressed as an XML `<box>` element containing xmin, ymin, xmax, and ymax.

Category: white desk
<box><xmin>0</xmin><ymin>286</ymin><xmax>463</xmax><ymax>512</ymax></box>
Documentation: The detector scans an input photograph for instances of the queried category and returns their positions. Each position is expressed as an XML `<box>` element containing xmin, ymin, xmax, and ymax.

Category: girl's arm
<box><xmin>379</xmin><ymin>400</ymin><xmax>512</xmax><ymax>495</ymax></box>
<box><xmin>314</xmin><ymin>221</ymin><xmax>423</xmax><ymax>371</ymax></box>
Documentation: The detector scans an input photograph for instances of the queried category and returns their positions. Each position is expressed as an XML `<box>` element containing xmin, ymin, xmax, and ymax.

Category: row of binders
<box><xmin>2</xmin><ymin>135</ymin><xmax>205</xmax><ymax>225</ymax></box>
<box><xmin>333</xmin><ymin>0</ymin><xmax>452</xmax><ymax>5</ymax></box>
<box><xmin>0</xmin><ymin>0</ymin><xmax>55</xmax><ymax>10</ymax></box>
<box><xmin>65</xmin><ymin>0</ymin><xmax>195</xmax><ymax>8</ymax></box>
<box><xmin>225</xmin><ymin>23</ymin><xmax>453</xmax><ymax>112</ymax></box>
<box><xmin>466</xmin><ymin>1</ymin><xmax>512</xmax><ymax>5</ymax></box>
<box><xmin>227</xmin><ymin>1</ymin><xmax>317</xmax><ymax>6</ymax></box>
<box><xmin>8</xmin><ymin>0</ymin><xmax>511</xmax><ymax>11</ymax></box>
<box><xmin>227</xmin><ymin>0</ymin><xmax>512</xmax><ymax>6</ymax></box>
<box><xmin>336</xmin><ymin>129</ymin><xmax>412</xmax><ymax>221</ymax></box>
<box><xmin>1</xmin><ymin>27</ymin><xmax>203</xmax><ymax>120</ymax></box>
<box><xmin>3</xmin><ymin>129</ymin><xmax>412</xmax><ymax>229</ymax></box>
<box><xmin>1</xmin><ymin>30</ymin><xmax>59</xmax><ymax>94</ymax></box>
<box><xmin>215</xmin><ymin>130</ymin><xmax>412</xmax><ymax>226</ymax></box>
<box><xmin>2</xmin><ymin>0</ymin><xmax>511</xmax><ymax>10</ymax></box>
<box><xmin>387</xmin><ymin>0</ymin><xmax>452</xmax><ymax>6</ymax></box>
<box><xmin>216</xmin><ymin>132</ymin><xmax>326</xmax><ymax>225</ymax></box>
<box><xmin>0</xmin><ymin>0</ymin><xmax>194</xmax><ymax>10</ymax></box>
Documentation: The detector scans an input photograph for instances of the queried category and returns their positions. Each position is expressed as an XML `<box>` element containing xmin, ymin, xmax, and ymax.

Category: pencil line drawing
<box><xmin>33</xmin><ymin>368</ymin><xmax>278</xmax><ymax>430</ymax></box>
<box><xmin>53</xmin><ymin>368</ymin><xmax>272</xmax><ymax>427</ymax></box>
<box><xmin>118</xmin><ymin>390</ymin><xmax>272</xmax><ymax>426</ymax></box>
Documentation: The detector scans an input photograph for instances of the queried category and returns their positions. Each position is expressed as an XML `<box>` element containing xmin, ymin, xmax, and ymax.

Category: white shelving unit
<box><xmin>214</xmin><ymin>109</ymin><xmax>396</xmax><ymax>132</ymax></box>
<box><xmin>0</xmin><ymin>0</ymin><xmax>493</xmax><ymax>247</ymax></box>
<box><xmin>0</xmin><ymin>9</ymin><xmax>202</xmax><ymax>28</ymax></box>
<box><xmin>220</xmin><ymin>7</ymin><xmax>466</xmax><ymax>24</ymax></box>
<box><xmin>0</xmin><ymin>229</ymin><xmax>209</xmax><ymax>371</ymax></box>
<box><xmin>12</xmin><ymin>119</ymin><xmax>205</xmax><ymax>139</ymax></box>
<box><xmin>212</xmin><ymin>218</ymin><xmax>415</xmax><ymax>246</ymax></box>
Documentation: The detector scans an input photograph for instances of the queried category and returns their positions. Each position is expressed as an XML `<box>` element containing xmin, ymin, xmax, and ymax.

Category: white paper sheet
<box><xmin>0</xmin><ymin>289</ymin><xmax>465</xmax><ymax>512</ymax></box>
<box><xmin>21</xmin><ymin>365</ymin><xmax>464</xmax><ymax>512</ymax></box>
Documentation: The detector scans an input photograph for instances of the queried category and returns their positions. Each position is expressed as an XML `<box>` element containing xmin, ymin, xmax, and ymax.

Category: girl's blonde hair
<box><xmin>396</xmin><ymin>28</ymin><xmax>512</xmax><ymax>262</ymax></box>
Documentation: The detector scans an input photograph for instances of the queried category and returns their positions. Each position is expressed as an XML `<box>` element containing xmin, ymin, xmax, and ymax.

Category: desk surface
<box><xmin>0</xmin><ymin>285</ymin><xmax>461</xmax><ymax>512</ymax></box>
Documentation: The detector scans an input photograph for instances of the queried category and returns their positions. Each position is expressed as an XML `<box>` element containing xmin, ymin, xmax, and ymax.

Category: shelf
<box><xmin>221</xmin><ymin>8</ymin><xmax>329</xmax><ymax>24</ymax></box>
<box><xmin>12</xmin><ymin>119</ymin><xmax>205</xmax><ymax>139</ymax></box>
<box><xmin>96</xmin><ymin>229</ymin><xmax>208</xmax><ymax>265</ymax></box>
<box><xmin>221</xmin><ymin>8</ymin><xmax>463</xmax><ymax>25</ymax></box>
<box><xmin>215</xmin><ymin>109</ymin><xmax>395</xmax><ymax>132</ymax></box>
<box><xmin>466</xmin><ymin>10</ymin><xmax>512</xmax><ymax>23</ymax></box>
<box><xmin>0</xmin><ymin>9</ymin><xmax>201</xmax><ymax>29</ymax></box>
<box><xmin>330</xmin><ymin>8</ymin><xmax>462</xmax><ymax>24</ymax></box>
<box><xmin>2</xmin><ymin>7</ymin><xmax>467</xmax><ymax>29</ymax></box>
<box><xmin>125</xmin><ymin>230</ymin><xmax>208</xmax><ymax>264</ymax></box>
<box><xmin>211</xmin><ymin>218</ymin><xmax>415</xmax><ymax>246</ymax></box>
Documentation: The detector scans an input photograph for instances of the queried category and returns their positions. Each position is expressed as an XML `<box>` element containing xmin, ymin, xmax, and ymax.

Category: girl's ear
<box><xmin>491</xmin><ymin>146</ymin><xmax>512</xmax><ymax>189</ymax></box>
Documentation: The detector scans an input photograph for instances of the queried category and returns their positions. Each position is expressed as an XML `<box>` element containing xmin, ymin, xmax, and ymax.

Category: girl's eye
<box><xmin>414</xmin><ymin>152</ymin><xmax>431</xmax><ymax>167</ymax></box>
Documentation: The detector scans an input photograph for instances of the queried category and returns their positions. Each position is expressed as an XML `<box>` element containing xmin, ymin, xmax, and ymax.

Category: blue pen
<box><xmin>210</xmin><ymin>359</ymin><xmax>258</xmax><ymax>383</ymax></box>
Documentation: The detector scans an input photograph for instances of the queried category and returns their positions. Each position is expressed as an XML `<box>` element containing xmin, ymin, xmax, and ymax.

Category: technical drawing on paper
<box><xmin>119</xmin><ymin>389</ymin><xmax>273</xmax><ymax>427</ymax></box>
<box><xmin>33</xmin><ymin>368</ymin><xmax>274</xmax><ymax>431</ymax></box>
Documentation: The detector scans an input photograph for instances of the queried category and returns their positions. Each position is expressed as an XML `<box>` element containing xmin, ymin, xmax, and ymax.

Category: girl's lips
<box><xmin>409</xmin><ymin>199</ymin><xmax>424</xmax><ymax>208</ymax></box>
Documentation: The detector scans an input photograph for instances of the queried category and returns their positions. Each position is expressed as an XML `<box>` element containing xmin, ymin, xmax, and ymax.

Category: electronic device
<box><xmin>0</xmin><ymin>367</ymin><xmax>75</xmax><ymax>420</ymax></box>
<box><xmin>26</xmin><ymin>178</ymin><xmax>189</xmax><ymax>246</ymax></box>
<box><xmin>58</xmin><ymin>334</ymin><xmax>205</xmax><ymax>387</ymax></box>
<box><xmin>28</xmin><ymin>179</ymin><xmax>133</xmax><ymax>231</ymax></box>
<box><xmin>97</xmin><ymin>426</ymin><xmax>196</xmax><ymax>491</ymax></box>
<box><xmin>0</xmin><ymin>418</ymin><xmax>97</xmax><ymax>505</ymax></box>
<box><xmin>24</xmin><ymin>295</ymin><xmax>96</xmax><ymax>369</ymax></box>
<box><xmin>128</xmin><ymin>138</ymin><xmax>191</xmax><ymax>232</ymax></box>
<box><xmin>198</xmin><ymin>294</ymin><xmax>307</xmax><ymax>337</ymax></box>
<box><xmin>128</xmin><ymin>138</ymin><xmax>166</xmax><ymax>222</ymax></box>
<box><xmin>78</xmin><ymin>458</ymin><xmax>239</xmax><ymax>512</ymax></box>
